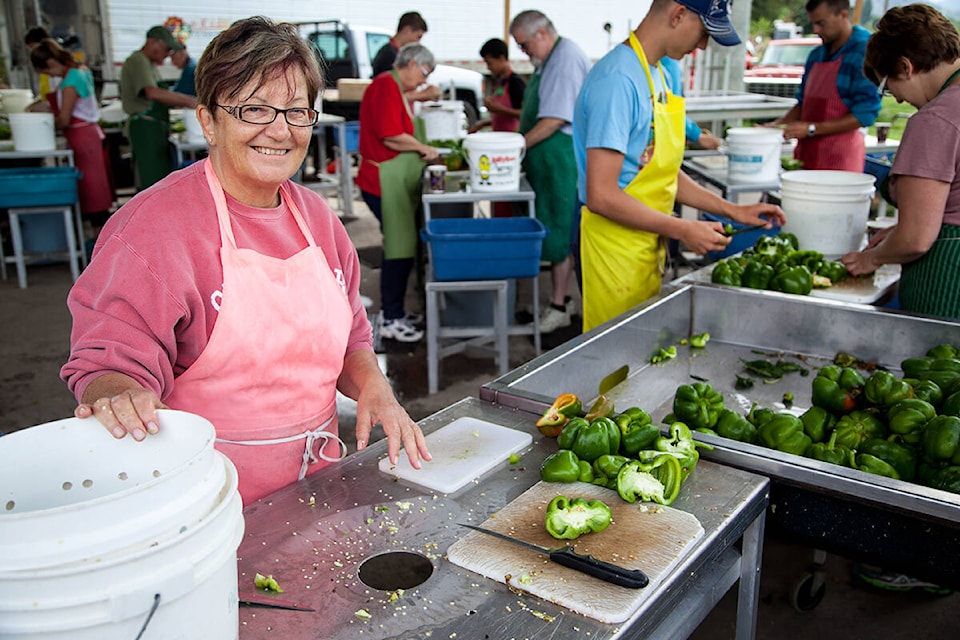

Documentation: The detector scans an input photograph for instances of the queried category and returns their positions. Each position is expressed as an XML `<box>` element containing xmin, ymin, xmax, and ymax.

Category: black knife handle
<box><xmin>549</xmin><ymin>547</ymin><xmax>649</xmax><ymax>589</ymax></box>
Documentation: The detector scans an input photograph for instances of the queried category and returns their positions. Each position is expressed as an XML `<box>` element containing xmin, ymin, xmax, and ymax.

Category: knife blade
<box><xmin>723</xmin><ymin>223</ymin><xmax>767</xmax><ymax>236</ymax></box>
<box><xmin>598</xmin><ymin>365</ymin><xmax>629</xmax><ymax>395</ymax></box>
<box><xmin>457</xmin><ymin>523</ymin><xmax>649</xmax><ymax>589</ymax></box>
<box><xmin>239</xmin><ymin>593</ymin><xmax>316</xmax><ymax>612</ymax></box>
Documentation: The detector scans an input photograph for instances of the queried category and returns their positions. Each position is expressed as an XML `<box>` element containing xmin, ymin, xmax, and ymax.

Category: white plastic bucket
<box><xmin>780</xmin><ymin>170</ymin><xmax>876</xmax><ymax>257</ymax></box>
<box><xmin>9</xmin><ymin>112</ymin><xmax>56</xmax><ymax>152</ymax></box>
<box><xmin>0</xmin><ymin>89</ymin><xmax>35</xmax><ymax>114</ymax></box>
<box><xmin>725</xmin><ymin>127</ymin><xmax>783</xmax><ymax>183</ymax></box>
<box><xmin>420</xmin><ymin>100</ymin><xmax>464</xmax><ymax>142</ymax></box>
<box><xmin>181</xmin><ymin>108</ymin><xmax>205</xmax><ymax>143</ymax></box>
<box><xmin>462</xmin><ymin>132</ymin><xmax>526</xmax><ymax>192</ymax></box>
<box><xmin>0</xmin><ymin>410</ymin><xmax>244</xmax><ymax>639</ymax></box>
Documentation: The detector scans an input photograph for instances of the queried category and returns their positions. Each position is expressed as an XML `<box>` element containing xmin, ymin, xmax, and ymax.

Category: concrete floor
<box><xmin>1</xmin><ymin>192</ymin><xmax>956</xmax><ymax>639</ymax></box>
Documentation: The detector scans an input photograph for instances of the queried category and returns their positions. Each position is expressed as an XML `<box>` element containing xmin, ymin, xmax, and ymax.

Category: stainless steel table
<box><xmin>682</xmin><ymin>154</ymin><xmax>782</xmax><ymax>204</ymax></box>
<box><xmin>237</xmin><ymin>397</ymin><xmax>769</xmax><ymax>640</ymax></box>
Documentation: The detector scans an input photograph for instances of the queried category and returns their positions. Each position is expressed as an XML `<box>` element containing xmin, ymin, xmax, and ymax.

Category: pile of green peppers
<box><xmin>710</xmin><ymin>233</ymin><xmax>849</xmax><ymax>295</ymax></box>
<box><xmin>540</xmin><ymin>407</ymin><xmax>708</xmax><ymax>506</ymax></box>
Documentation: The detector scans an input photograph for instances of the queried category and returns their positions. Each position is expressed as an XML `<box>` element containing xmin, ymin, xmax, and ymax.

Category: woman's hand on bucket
<box><xmin>76</xmin><ymin>375</ymin><xmax>166</xmax><ymax>441</ymax></box>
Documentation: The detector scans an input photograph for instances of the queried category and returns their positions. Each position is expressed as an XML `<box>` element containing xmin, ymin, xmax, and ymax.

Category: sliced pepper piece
<box><xmin>544</xmin><ymin>495</ymin><xmax>613</xmax><ymax>540</ymax></box>
<box><xmin>616</xmin><ymin>452</ymin><xmax>683</xmax><ymax>505</ymax></box>
<box><xmin>535</xmin><ymin>393</ymin><xmax>582</xmax><ymax>437</ymax></box>
<box><xmin>655</xmin><ymin>421</ymin><xmax>705</xmax><ymax>480</ymax></box>
<box><xmin>584</xmin><ymin>394</ymin><xmax>616</xmax><ymax>421</ymax></box>
<box><xmin>614</xmin><ymin>407</ymin><xmax>660</xmax><ymax>457</ymax></box>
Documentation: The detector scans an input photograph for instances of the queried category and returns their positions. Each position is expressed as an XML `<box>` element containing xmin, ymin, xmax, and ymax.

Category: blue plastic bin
<box><xmin>864</xmin><ymin>152</ymin><xmax>894</xmax><ymax>184</ymax></box>
<box><xmin>20</xmin><ymin>212</ymin><xmax>69</xmax><ymax>254</ymax></box>
<box><xmin>0</xmin><ymin>167</ymin><xmax>80</xmax><ymax>208</ymax></box>
<box><xmin>703</xmin><ymin>212</ymin><xmax>781</xmax><ymax>260</ymax></box>
<box><xmin>344</xmin><ymin>121</ymin><xmax>360</xmax><ymax>153</ymax></box>
<box><xmin>421</xmin><ymin>217</ymin><xmax>548</xmax><ymax>281</ymax></box>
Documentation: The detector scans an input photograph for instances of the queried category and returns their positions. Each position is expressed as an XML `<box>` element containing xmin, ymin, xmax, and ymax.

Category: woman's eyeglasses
<box><xmin>217</xmin><ymin>104</ymin><xmax>320</xmax><ymax>127</ymax></box>
<box><xmin>418</xmin><ymin>64</ymin><xmax>432</xmax><ymax>78</ymax></box>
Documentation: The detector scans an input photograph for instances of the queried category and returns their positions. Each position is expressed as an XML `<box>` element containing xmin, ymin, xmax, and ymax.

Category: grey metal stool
<box><xmin>4</xmin><ymin>205</ymin><xmax>81</xmax><ymax>289</ymax></box>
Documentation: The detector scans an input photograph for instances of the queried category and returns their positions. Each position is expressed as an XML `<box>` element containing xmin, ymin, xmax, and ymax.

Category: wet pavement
<box><xmin>1</xmin><ymin>191</ymin><xmax>956</xmax><ymax>639</ymax></box>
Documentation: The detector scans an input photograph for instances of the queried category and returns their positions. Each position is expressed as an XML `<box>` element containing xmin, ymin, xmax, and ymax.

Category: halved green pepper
<box><xmin>557</xmin><ymin>416</ymin><xmax>621</xmax><ymax>463</ymax></box>
<box><xmin>616</xmin><ymin>452</ymin><xmax>683</xmax><ymax>505</ymax></box>
<box><xmin>757</xmin><ymin>413</ymin><xmax>812</xmax><ymax>456</ymax></box>
<box><xmin>655</xmin><ymin>421</ymin><xmax>706</xmax><ymax>480</ymax></box>
<box><xmin>672</xmin><ymin>382</ymin><xmax>724</xmax><ymax>430</ymax></box>
<box><xmin>544</xmin><ymin>495</ymin><xmax>613</xmax><ymax>540</ymax></box>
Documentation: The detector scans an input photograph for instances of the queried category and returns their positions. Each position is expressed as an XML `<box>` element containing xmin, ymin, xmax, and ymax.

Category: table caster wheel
<box><xmin>790</xmin><ymin>571</ymin><xmax>826</xmax><ymax>612</ymax></box>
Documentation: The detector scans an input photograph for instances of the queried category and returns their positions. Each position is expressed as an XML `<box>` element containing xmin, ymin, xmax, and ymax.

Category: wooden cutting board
<box><xmin>446</xmin><ymin>481</ymin><xmax>704</xmax><ymax>623</ymax></box>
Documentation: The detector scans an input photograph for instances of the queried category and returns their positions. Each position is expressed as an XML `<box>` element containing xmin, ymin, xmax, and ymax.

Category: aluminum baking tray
<box><xmin>480</xmin><ymin>282</ymin><xmax>960</xmax><ymax>587</ymax></box>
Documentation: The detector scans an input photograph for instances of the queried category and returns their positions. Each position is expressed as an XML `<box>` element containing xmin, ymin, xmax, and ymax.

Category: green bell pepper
<box><xmin>712</xmin><ymin>259</ymin><xmax>743</xmax><ymax>287</ymax></box>
<box><xmin>799</xmin><ymin>405</ymin><xmax>837</xmax><ymax>443</ymax></box>
<box><xmin>858</xmin><ymin>436</ymin><xmax>917</xmax><ymax>481</ymax></box>
<box><xmin>863</xmin><ymin>370</ymin><xmax>914</xmax><ymax>407</ymax></box>
<box><xmin>747</xmin><ymin>403</ymin><xmax>775</xmax><ymax>428</ymax></box>
<box><xmin>926</xmin><ymin>344</ymin><xmax>959</xmax><ymax>359</ymax></box>
<box><xmin>754</xmin><ymin>234</ymin><xmax>796</xmax><ymax>257</ymax></box>
<box><xmin>714</xmin><ymin>408</ymin><xmax>758</xmax><ymax>444</ymax></box>
<box><xmin>689</xmin><ymin>332</ymin><xmax>711</xmax><ymax>349</ymax></box>
<box><xmin>805</xmin><ymin>431</ymin><xmax>851</xmax><ymax>467</ymax></box>
<box><xmin>757</xmin><ymin>413</ymin><xmax>812</xmax><ymax>456</ymax></box>
<box><xmin>540</xmin><ymin>449</ymin><xmax>581</xmax><ymax>483</ymax></box>
<box><xmin>544</xmin><ymin>495</ymin><xmax>613</xmax><ymax>540</ymax></box>
<box><xmin>592</xmin><ymin>454</ymin><xmax>630</xmax><ymax>489</ymax></box>
<box><xmin>921</xmin><ymin>415</ymin><xmax>960</xmax><ymax>465</ymax></box>
<box><xmin>901</xmin><ymin>357</ymin><xmax>935</xmax><ymax>379</ymax></box>
<box><xmin>941</xmin><ymin>390</ymin><xmax>960</xmax><ymax>418</ymax></box>
<box><xmin>741</xmin><ymin>260</ymin><xmax>775</xmax><ymax>290</ymax></box>
<box><xmin>672</xmin><ymin>382</ymin><xmax>724</xmax><ymax>430</ymax></box>
<box><xmin>770</xmin><ymin>264</ymin><xmax>813</xmax><ymax>295</ymax></box>
<box><xmin>928</xmin><ymin>466</ymin><xmax>960</xmax><ymax>494</ymax></box>
<box><xmin>916</xmin><ymin>358</ymin><xmax>960</xmax><ymax>392</ymax></box>
<box><xmin>655</xmin><ymin>421</ymin><xmax>704</xmax><ymax>480</ymax></box>
<box><xmin>616</xmin><ymin>452</ymin><xmax>683</xmax><ymax>505</ymax></box>
<box><xmin>849</xmin><ymin>451</ymin><xmax>901</xmax><ymax>479</ymax></box>
<box><xmin>614</xmin><ymin>407</ymin><xmax>660</xmax><ymax>457</ymax></box>
<box><xmin>905</xmin><ymin>378</ymin><xmax>944</xmax><ymax>409</ymax></box>
<box><xmin>535</xmin><ymin>393</ymin><xmax>582</xmax><ymax>438</ymax></box>
<box><xmin>817</xmin><ymin>260</ymin><xmax>848</xmax><ymax>285</ymax></box>
<box><xmin>577</xmin><ymin>460</ymin><xmax>595</xmax><ymax>483</ymax></box>
<box><xmin>833</xmin><ymin>410</ymin><xmax>886</xmax><ymax>450</ymax></box>
<box><xmin>811</xmin><ymin>365</ymin><xmax>864</xmax><ymax>414</ymax></box>
<box><xmin>557</xmin><ymin>416</ymin><xmax>621</xmax><ymax>463</ymax></box>
<box><xmin>886</xmin><ymin>398</ymin><xmax>937</xmax><ymax>444</ymax></box>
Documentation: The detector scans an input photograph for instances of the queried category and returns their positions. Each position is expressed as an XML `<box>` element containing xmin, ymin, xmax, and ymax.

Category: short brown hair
<box><xmin>398</xmin><ymin>12</ymin><xmax>428</xmax><ymax>33</ymax></box>
<box><xmin>195</xmin><ymin>16</ymin><xmax>322</xmax><ymax>110</ymax></box>
<box><xmin>30</xmin><ymin>38</ymin><xmax>74</xmax><ymax>70</ymax></box>
<box><xmin>864</xmin><ymin>3</ymin><xmax>960</xmax><ymax>84</ymax></box>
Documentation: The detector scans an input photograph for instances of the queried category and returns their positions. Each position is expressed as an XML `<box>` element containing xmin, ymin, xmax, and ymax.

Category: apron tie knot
<box><xmin>300</xmin><ymin>429</ymin><xmax>348</xmax><ymax>479</ymax></box>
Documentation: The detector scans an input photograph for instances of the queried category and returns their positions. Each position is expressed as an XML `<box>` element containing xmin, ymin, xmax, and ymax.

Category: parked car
<box><xmin>743</xmin><ymin>37</ymin><xmax>821</xmax><ymax>99</ymax></box>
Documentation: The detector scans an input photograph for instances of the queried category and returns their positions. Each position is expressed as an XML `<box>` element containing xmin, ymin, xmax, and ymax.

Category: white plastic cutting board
<box><xmin>447</xmin><ymin>481</ymin><xmax>705</xmax><ymax>623</ymax></box>
<box><xmin>377</xmin><ymin>417</ymin><xmax>532</xmax><ymax>493</ymax></box>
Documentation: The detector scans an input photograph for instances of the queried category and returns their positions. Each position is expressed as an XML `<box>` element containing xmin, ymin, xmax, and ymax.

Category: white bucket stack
<box><xmin>420</xmin><ymin>100</ymin><xmax>465</xmax><ymax>142</ymax></box>
<box><xmin>462</xmin><ymin>132</ymin><xmax>526</xmax><ymax>192</ymax></box>
<box><xmin>0</xmin><ymin>410</ymin><xmax>244</xmax><ymax>640</ymax></box>
<box><xmin>9</xmin><ymin>112</ymin><xmax>56</xmax><ymax>152</ymax></box>
<box><xmin>725</xmin><ymin>127</ymin><xmax>783</xmax><ymax>183</ymax></box>
<box><xmin>0</xmin><ymin>89</ymin><xmax>35</xmax><ymax>114</ymax></box>
<box><xmin>780</xmin><ymin>170</ymin><xmax>876</xmax><ymax>257</ymax></box>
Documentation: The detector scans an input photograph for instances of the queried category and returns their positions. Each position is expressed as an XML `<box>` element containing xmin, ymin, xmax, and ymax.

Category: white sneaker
<box><xmin>379</xmin><ymin>313</ymin><xmax>424</xmax><ymax>342</ymax></box>
<box><xmin>539</xmin><ymin>306</ymin><xmax>571</xmax><ymax>334</ymax></box>
<box><xmin>403</xmin><ymin>311</ymin><xmax>424</xmax><ymax>326</ymax></box>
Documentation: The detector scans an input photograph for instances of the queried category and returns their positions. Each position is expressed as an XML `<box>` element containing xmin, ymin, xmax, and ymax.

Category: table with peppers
<box><xmin>480</xmin><ymin>280</ymin><xmax>960</xmax><ymax>604</ymax></box>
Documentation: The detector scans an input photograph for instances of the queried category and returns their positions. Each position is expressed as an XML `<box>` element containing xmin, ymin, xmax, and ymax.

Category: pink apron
<box><xmin>165</xmin><ymin>160</ymin><xmax>354</xmax><ymax>505</ymax></box>
<box><xmin>795</xmin><ymin>57</ymin><xmax>865</xmax><ymax>172</ymax></box>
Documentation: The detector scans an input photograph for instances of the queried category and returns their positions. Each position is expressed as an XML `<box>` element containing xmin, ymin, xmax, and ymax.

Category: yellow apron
<box><xmin>581</xmin><ymin>32</ymin><xmax>686</xmax><ymax>332</ymax></box>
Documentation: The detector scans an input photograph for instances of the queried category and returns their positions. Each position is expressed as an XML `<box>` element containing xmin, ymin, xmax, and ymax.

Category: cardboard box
<box><xmin>335</xmin><ymin>79</ymin><xmax>372</xmax><ymax>102</ymax></box>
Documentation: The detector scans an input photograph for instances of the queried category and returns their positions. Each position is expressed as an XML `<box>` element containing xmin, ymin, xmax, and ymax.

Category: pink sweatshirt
<box><xmin>61</xmin><ymin>161</ymin><xmax>373</xmax><ymax>402</ymax></box>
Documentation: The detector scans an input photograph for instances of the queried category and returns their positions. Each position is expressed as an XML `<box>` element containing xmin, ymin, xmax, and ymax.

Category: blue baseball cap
<box><xmin>676</xmin><ymin>0</ymin><xmax>742</xmax><ymax>47</ymax></box>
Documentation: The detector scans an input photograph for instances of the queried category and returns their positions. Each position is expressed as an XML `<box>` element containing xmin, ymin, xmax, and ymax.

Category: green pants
<box><xmin>129</xmin><ymin>114</ymin><xmax>171</xmax><ymax>190</ymax></box>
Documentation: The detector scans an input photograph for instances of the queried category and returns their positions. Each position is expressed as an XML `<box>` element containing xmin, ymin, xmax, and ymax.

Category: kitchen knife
<box><xmin>457</xmin><ymin>523</ymin><xmax>649</xmax><ymax>589</ymax></box>
<box><xmin>598</xmin><ymin>365</ymin><xmax>629</xmax><ymax>395</ymax></box>
<box><xmin>239</xmin><ymin>593</ymin><xmax>316</xmax><ymax>612</ymax></box>
<box><xmin>723</xmin><ymin>223</ymin><xmax>768</xmax><ymax>236</ymax></box>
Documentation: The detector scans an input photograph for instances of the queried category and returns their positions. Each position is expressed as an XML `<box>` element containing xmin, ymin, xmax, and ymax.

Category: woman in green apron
<box><xmin>841</xmin><ymin>4</ymin><xmax>960</xmax><ymax>320</ymax></box>
<box><xmin>357</xmin><ymin>44</ymin><xmax>442</xmax><ymax>342</ymax></box>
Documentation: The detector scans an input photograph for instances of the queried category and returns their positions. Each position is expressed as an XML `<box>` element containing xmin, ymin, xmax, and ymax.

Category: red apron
<box><xmin>795</xmin><ymin>57</ymin><xmax>865</xmax><ymax>172</ymax></box>
<box><xmin>64</xmin><ymin>119</ymin><xmax>115</xmax><ymax>214</ymax></box>
<box><xmin>490</xmin><ymin>75</ymin><xmax>520</xmax><ymax>133</ymax></box>
<box><xmin>165</xmin><ymin>160</ymin><xmax>354</xmax><ymax>505</ymax></box>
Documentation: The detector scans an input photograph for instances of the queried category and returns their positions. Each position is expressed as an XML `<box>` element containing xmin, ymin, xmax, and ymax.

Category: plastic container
<box><xmin>421</xmin><ymin>217</ymin><xmax>547</xmax><ymax>281</ymax></box>
<box><xmin>420</xmin><ymin>101</ymin><xmax>464</xmax><ymax>142</ymax></box>
<box><xmin>864</xmin><ymin>152</ymin><xmax>894</xmax><ymax>184</ymax></box>
<box><xmin>0</xmin><ymin>410</ymin><xmax>244</xmax><ymax>639</ymax></box>
<box><xmin>8</xmin><ymin>112</ymin><xmax>56</xmax><ymax>152</ymax></box>
<box><xmin>703</xmin><ymin>212</ymin><xmax>781</xmax><ymax>260</ymax></box>
<box><xmin>0</xmin><ymin>89</ymin><xmax>34</xmax><ymax>114</ymax></box>
<box><xmin>462</xmin><ymin>132</ymin><xmax>526</xmax><ymax>192</ymax></box>
<box><xmin>0</xmin><ymin>167</ymin><xmax>80</xmax><ymax>208</ymax></box>
<box><xmin>344</xmin><ymin>120</ymin><xmax>360</xmax><ymax>153</ymax></box>
<box><xmin>725</xmin><ymin>127</ymin><xmax>783</xmax><ymax>183</ymax></box>
<box><xmin>779</xmin><ymin>170</ymin><xmax>876</xmax><ymax>257</ymax></box>
<box><xmin>19</xmin><ymin>212</ymin><xmax>69</xmax><ymax>254</ymax></box>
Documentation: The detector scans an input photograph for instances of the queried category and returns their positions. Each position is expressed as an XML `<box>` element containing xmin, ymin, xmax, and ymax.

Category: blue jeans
<box><xmin>361</xmin><ymin>191</ymin><xmax>414</xmax><ymax>321</ymax></box>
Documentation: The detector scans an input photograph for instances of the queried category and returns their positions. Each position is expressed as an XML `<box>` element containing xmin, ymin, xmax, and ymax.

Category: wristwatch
<box><xmin>807</xmin><ymin>122</ymin><xmax>817</xmax><ymax>137</ymax></box>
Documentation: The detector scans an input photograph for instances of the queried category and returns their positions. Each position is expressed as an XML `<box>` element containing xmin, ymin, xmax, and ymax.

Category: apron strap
<box><xmin>215</xmin><ymin>414</ymin><xmax>347</xmax><ymax>481</ymax></box>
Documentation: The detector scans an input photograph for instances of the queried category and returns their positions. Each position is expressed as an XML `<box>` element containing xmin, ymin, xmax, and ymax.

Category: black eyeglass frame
<box><xmin>216</xmin><ymin>104</ymin><xmax>320</xmax><ymax>127</ymax></box>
